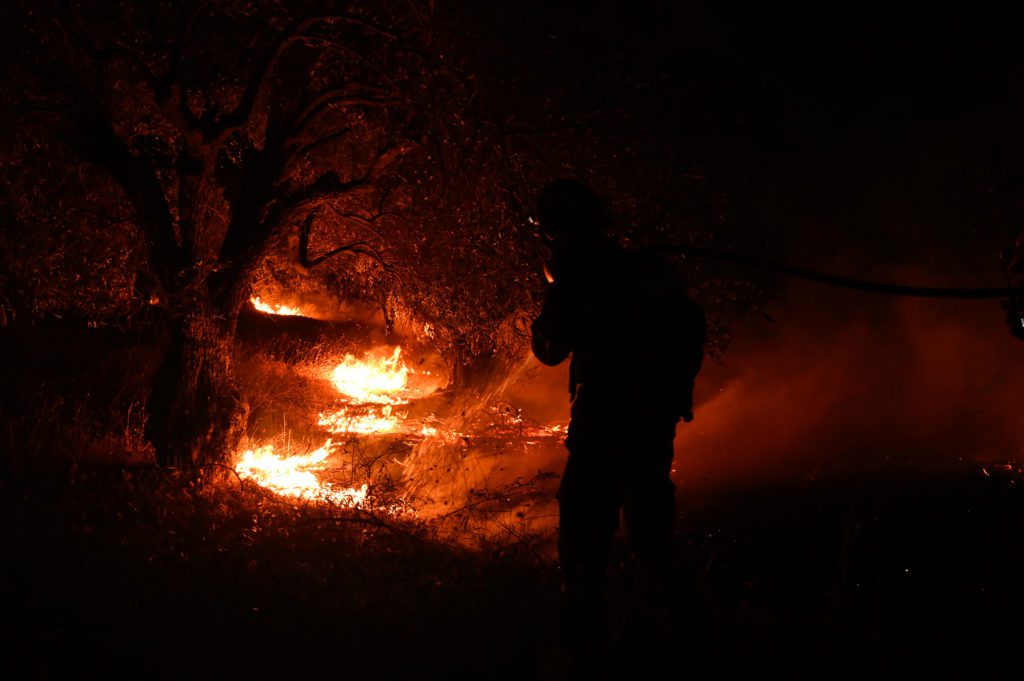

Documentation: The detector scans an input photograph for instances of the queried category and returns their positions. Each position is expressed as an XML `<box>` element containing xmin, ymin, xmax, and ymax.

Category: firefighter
<box><xmin>530</xmin><ymin>179</ymin><xmax>706</xmax><ymax>652</ymax></box>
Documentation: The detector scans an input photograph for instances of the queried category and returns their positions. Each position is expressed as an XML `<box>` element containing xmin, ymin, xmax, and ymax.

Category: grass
<box><xmin>4</xmin><ymin>320</ymin><xmax>1024</xmax><ymax>678</ymax></box>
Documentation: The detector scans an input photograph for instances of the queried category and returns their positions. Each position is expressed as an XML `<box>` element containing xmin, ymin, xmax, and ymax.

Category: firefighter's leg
<box><xmin>557</xmin><ymin>455</ymin><xmax>622</xmax><ymax>652</ymax></box>
<box><xmin>619</xmin><ymin>438</ymin><xmax>679</xmax><ymax>668</ymax></box>
<box><xmin>623</xmin><ymin>433</ymin><xmax>676</xmax><ymax>581</ymax></box>
<box><xmin>624</xmin><ymin>430</ymin><xmax>717</xmax><ymax>668</ymax></box>
<box><xmin>624</xmin><ymin>474</ymin><xmax>676</xmax><ymax>590</ymax></box>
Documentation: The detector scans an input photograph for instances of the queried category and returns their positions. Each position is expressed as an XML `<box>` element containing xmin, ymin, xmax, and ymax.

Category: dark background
<box><xmin>444</xmin><ymin>1</ymin><xmax>1024</xmax><ymax>488</ymax></box>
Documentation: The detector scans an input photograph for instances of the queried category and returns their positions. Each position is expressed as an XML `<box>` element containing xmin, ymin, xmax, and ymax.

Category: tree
<box><xmin>1</xmin><ymin>0</ymin><xmax>536</xmax><ymax>467</ymax></box>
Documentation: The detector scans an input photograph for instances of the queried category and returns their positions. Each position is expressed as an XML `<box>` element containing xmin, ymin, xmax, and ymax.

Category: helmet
<box><xmin>537</xmin><ymin>179</ymin><xmax>610</xmax><ymax>247</ymax></box>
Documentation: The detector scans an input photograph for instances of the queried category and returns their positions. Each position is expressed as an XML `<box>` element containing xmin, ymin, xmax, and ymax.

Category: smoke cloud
<box><xmin>497</xmin><ymin>276</ymin><xmax>1024</xmax><ymax>497</ymax></box>
<box><xmin>677</xmin><ymin>278</ymin><xmax>1024</xmax><ymax>492</ymax></box>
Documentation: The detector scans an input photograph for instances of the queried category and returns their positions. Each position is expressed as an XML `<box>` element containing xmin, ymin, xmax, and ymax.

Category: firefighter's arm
<box><xmin>531</xmin><ymin>282</ymin><xmax>572</xmax><ymax>366</ymax></box>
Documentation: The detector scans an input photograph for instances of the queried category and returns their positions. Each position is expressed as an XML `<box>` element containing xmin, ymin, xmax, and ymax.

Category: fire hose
<box><xmin>653</xmin><ymin>244</ymin><xmax>1024</xmax><ymax>338</ymax></box>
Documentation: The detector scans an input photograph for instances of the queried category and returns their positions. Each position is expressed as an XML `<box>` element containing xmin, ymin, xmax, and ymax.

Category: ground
<box><xmin>3</xmin><ymin>323</ymin><xmax>1023</xmax><ymax>679</ymax></box>
<box><xmin>4</xmin><ymin>461</ymin><xmax>1023</xmax><ymax>679</ymax></box>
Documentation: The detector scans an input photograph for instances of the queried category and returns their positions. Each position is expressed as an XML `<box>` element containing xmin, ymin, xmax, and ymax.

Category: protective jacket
<box><xmin>531</xmin><ymin>241</ymin><xmax>706</xmax><ymax>425</ymax></box>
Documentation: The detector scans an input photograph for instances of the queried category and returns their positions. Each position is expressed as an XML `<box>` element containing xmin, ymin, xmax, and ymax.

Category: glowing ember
<box><xmin>235</xmin><ymin>440</ymin><xmax>368</xmax><ymax>506</ymax></box>
<box><xmin>329</xmin><ymin>347</ymin><xmax>410</xmax><ymax>403</ymax></box>
<box><xmin>251</xmin><ymin>296</ymin><xmax>302</xmax><ymax>316</ymax></box>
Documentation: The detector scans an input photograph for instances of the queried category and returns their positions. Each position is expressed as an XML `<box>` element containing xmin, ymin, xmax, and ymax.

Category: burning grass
<box><xmin>233</xmin><ymin>313</ymin><xmax>568</xmax><ymax>540</ymax></box>
<box><xmin>234</xmin><ymin>341</ymin><xmax>433</xmax><ymax>511</ymax></box>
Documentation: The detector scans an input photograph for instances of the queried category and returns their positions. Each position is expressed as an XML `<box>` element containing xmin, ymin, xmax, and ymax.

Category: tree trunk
<box><xmin>145</xmin><ymin>300</ymin><xmax>247</xmax><ymax>468</ymax></box>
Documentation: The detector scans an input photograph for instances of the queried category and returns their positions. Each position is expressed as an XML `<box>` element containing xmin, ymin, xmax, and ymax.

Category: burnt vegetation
<box><xmin>3</xmin><ymin>1</ymin><xmax>1024</xmax><ymax>677</ymax></box>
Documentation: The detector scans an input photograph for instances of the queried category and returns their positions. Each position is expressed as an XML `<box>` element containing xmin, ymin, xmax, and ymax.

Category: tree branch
<box><xmin>68</xmin><ymin>103</ymin><xmax>183</xmax><ymax>288</ymax></box>
<box><xmin>210</xmin><ymin>13</ymin><xmax>398</xmax><ymax>144</ymax></box>
<box><xmin>157</xmin><ymin>0</ymin><xmax>206</xmax><ymax>131</ymax></box>
<box><xmin>293</xmin><ymin>35</ymin><xmax>399</xmax><ymax>90</ymax></box>
<box><xmin>297</xmin><ymin>208</ymin><xmax>390</xmax><ymax>272</ymax></box>
<box><xmin>323</xmin><ymin>205</ymin><xmax>387</xmax><ymax>242</ymax></box>
<box><xmin>290</xmin><ymin>88</ymin><xmax>400</xmax><ymax>138</ymax></box>
<box><xmin>285</xmin><ymin>126</ymin><xmax>354</xmax><ymax>163</ymax></box>
<box><xmin>284</xmin><ymin>171</ymin><xmax>372</xmax><ymax>212</ymax></box>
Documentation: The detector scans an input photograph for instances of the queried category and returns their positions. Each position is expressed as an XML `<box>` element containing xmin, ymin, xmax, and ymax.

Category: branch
<box><xmin>211</xmin><ymin>13</ymin><xmax>399</xmax><ymax>143</ymax></box>
<box><xmin>293</xmin><ymin>34</ymin><xmax>400</xmax><ymax>90</ymax></box>
<box><xmin>55</xmin><ymin>8</ymin><xmax>164</xmax><ymax>101</ymax></box>
<box><xmin>305</xmin><ymin>240</ymin><xmax>390</xmax><ymax>271</ymax></box>
<box><xmin>285</xmin><ymin>126</ymin><xmax>354</xmax><ymax>163</ymax></box>
<box><xmin>157</xmin><ymin>0</ymin><xmax>206</xmax><ymax>131</ymax></box>
<box><xmin>323</xmin><ymin>205</ymin><xmax>386</xmax><ymax>242</ymax></box>
<box><xmin>284</xmin><ymin>171</ymin><xmax>371</xmax><ymax>212</ymax></box>
<box><xmin>68</xmin><ymin>103</ymin><xmax>183</xmax><ymax>287</ymax></box>
<box><xmin>322</xmin><ymin>15</ymin><xmax>401</xmax><ymax>42</ymax></box>
<box><xmin>297</xmin><ymin>208</ymin><xmax>390</xmax><ymax>272</ymax></box>
<box><xmin>281</xmin><ymin>139</ymin><xmax>413</xmax><ymax>213</ymax></box>
<box><xmin>367</xmin><ymin>141</ymin><xmax>416</xmax><ymax>179</ymax></box>
<box><xmin>290</xmin><ymin>88</ymin><xmax>400</xmax><ymax>138</ymax></box>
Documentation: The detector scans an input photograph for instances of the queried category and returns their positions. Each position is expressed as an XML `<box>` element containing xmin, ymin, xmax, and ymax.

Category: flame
<box><xmin>329</xmin><ymin>347</ymin><xmax>409</xmax><ymax>403</ymax></box>
<box><xmin>318</xmin><ymin>405</ymin><xmax>400</xmax><ymax>434</ymax></box>
<box><xmin>234</xmin><ymin>345</ymin><xmax>447</xmax><ymax>506</ymax></box>
<box><xmin>235</xmin><ymin>440</ymin><xmax>368</xmax><ymax>506</ymax></box>
<box><xmin>251</xmin><ymin>296</ymin><xmax>302</xmax><ymax>317</ymax></box>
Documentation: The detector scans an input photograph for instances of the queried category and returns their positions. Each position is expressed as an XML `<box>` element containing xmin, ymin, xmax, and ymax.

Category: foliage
<box><xmin>0</xmin><ymin>0</ymin><xmax>539</xmax><ymax>357</ymax></box>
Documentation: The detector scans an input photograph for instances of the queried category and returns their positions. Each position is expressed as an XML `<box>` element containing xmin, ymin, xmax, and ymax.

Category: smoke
<box><xmin>395</xmin><ymin>258</ymin><xmax>1024</xmax><ymax>532</ymax></box>
<box><xmin>677</xmin><ymin>277</ymin><xmax>1024</xmax><ymax>491</ymax></box>
<box><xmin>490</xmin><ymin>275</ymin><xmax>1024</xmax><ymax>497</ymax></box>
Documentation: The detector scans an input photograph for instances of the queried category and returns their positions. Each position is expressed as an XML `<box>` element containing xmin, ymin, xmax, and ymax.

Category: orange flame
<box><xmin>251</xmin><ymin>296</ymin><xmax>302</xmax><ymax>317</ymax></box>
<box><xmin>235</xmin><ymin>440</ymin><xmax>368</xmax><ymax>506</ymax></box>
<box><xmin>317</xmin><ymin>405</ymin><xmax>400</xmax><ymax>435</ymax></box>
<box><xmin>235</xmin><ymin>346</ymin><xmax>421</xmax><ymax>504</ymax></box>
<box><xmin>329</xmin><ymin>347</ymin><xmax>410</xmax><ymax>403</ymax></box>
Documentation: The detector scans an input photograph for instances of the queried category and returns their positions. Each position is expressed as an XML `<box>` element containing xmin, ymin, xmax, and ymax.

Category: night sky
<box><xmin>455</xmin><ymin>2</ymin><xmax>1023</xmax><ymax>269</ymax></box>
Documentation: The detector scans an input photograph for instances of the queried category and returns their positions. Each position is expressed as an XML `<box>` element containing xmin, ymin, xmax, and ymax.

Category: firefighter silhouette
<box><xmin>530</xmin><ymin>180</ymin><xmax>706</xmax><ymax>652</ymax></box>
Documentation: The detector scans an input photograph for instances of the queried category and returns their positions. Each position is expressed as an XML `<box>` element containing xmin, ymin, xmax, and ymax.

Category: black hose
<box><xmin>654</xmin><ymin>245</ymin><xmax>1022</xmax><ymax>299</ymax></box>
